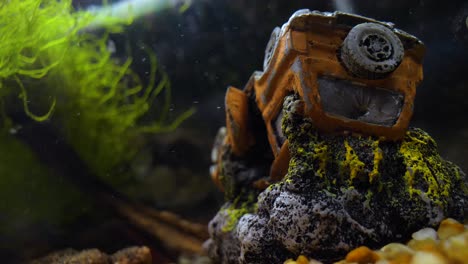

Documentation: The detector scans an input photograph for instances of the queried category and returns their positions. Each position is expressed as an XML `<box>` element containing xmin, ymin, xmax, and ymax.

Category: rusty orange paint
<box><xmin>225</xmin><ymin>86</ymin><xmax>253</xmax><ymax>156</ymax></box>
<box><xmin>269</xmin><ymin>141</ymin><xmax>291</xmax><ymax>182</ymax></box>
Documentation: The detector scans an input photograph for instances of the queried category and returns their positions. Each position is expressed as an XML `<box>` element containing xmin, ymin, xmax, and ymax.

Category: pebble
<box><xmin>284</xmin><ymin>218</ymin><xmax>468</xmax><ymax>264</ymax></box>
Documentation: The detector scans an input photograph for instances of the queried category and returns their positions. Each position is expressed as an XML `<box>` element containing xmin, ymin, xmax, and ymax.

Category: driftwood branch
<box><xmin>15</xmin><ymin>121</ymin><xmax>209</xmax><ymax>258</ymax></box>
<box><xmin>105</xmin><ymin>195</ymin><xmax>207</xmax><ymax>254</ymax></box>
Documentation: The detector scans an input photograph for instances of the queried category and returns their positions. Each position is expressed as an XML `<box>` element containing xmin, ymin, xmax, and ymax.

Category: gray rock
<box><xmin>207</xmin><ymin>95</ymin><xmax>467</xmax><ymax>263</ymax></box>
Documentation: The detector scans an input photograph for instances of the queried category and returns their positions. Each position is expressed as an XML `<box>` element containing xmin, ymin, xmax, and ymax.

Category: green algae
<box><xmin>288</xmin><ymin>123</ymin><xmax>463</xmax><ymax>203</ymax></box>
<box><xmin>221</xmin><ymin>194</ymin><xmax>257</xmax><ymax>233</ymax></box>
<box><xmin>311</xmin><ymin>142</ymin><xmax>329</xmax><ymax>178</ymax></box>
<box><xmin>342</xmin><ymin>140</ymin><xmax>365</xmax><ymax>182</ymax></box>
<box><xmin>0</xmin><ymin>0</ymin><xmax>193</xmax><ymax>184</ymax></box>
<box><xmin>369</xmin><ymin>139</ymin><xmax>383</xmax><ymax>183</ymax></box>
<box><xmin>399</xmin><ymin>128</ymin><xmax>460</xmax><ymax>205</ymax></box>
<box><xmin>281</xmin><ymin>95</ymin><xmax>465</xmax><ymax>210</ymax></box>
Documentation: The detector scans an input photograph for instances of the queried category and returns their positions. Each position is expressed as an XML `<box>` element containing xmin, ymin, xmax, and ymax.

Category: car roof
<box><xmin>280</xmin><ymin>10</ymin><xmax>425</xmax><ymax>61</ymax></box>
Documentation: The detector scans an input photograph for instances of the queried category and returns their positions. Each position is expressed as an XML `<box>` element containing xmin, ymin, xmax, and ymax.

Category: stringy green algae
<box><xmin>0</xmin><ymin>0</ymin><xmax>193</xmax><ymax>182</ymax></box>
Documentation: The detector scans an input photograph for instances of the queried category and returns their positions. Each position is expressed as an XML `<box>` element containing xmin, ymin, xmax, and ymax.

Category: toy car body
<box><xmin>212</xmin><ymin>10</ymin><xmax>426</xmax><ymax>188</ymax></box>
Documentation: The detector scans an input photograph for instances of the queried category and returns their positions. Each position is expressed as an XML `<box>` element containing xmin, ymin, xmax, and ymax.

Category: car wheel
<box><xmin>340</xmin><ymin>22</ymin><xmax>404</xmax><ymax>79</ymax></box>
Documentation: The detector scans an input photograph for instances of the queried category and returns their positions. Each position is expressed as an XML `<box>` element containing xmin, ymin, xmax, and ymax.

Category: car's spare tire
<box><xmin>340</xmin><ymin>22</ymin><xmax>404</xmax><ymax>79</ymax></box>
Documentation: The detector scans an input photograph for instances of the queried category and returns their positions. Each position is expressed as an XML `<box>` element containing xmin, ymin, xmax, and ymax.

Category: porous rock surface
<box><xmin>206</xmin><ymin>95</ymin><xmax>467</xmax><ymax>263</ymax></box>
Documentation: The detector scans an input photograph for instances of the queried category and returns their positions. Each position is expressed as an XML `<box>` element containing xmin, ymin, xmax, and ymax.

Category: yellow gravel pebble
<box><xmin>285</xmin><ymin>218</ymin><xmax>468</xmax><ymax>264</ymax></box>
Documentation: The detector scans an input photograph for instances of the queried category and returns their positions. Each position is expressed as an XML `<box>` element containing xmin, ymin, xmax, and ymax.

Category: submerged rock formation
<box><xmin>205</xmin><ymin>95</ymin><xmax>467</xmax><ymax>263</ymax></box>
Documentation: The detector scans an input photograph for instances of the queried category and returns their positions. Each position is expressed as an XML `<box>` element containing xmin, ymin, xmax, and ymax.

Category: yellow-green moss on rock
<box><xmin>221</xmin><ymin>195</ymin><xmax>257</xmax><ymax>233</ymax></box>
<box><xmin>283</xmin><ymin>107</ymin><xmax>466</xmax><ymax>209</ymax></box>
<box><xmin>400</xmin><ymin>128</ymin><xmax>458</xmax><ymax>205</ymax></box>
<box><xmin>207</xmin><ymin>94</ymin><xmax>467</xmax><ymax>264</ymax></box>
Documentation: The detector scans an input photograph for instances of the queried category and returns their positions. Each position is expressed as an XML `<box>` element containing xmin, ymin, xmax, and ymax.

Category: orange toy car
<box><xmin>211</xmin><ymin>10</ymin><xmax>425</xmax><ymax>189</ymax></box>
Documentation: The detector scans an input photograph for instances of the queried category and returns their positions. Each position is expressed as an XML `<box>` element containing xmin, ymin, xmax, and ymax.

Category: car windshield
<box><xmin>317</xmin><ymin>77</ymin><xmax>404</xmax><ymax>126</ymax></box>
